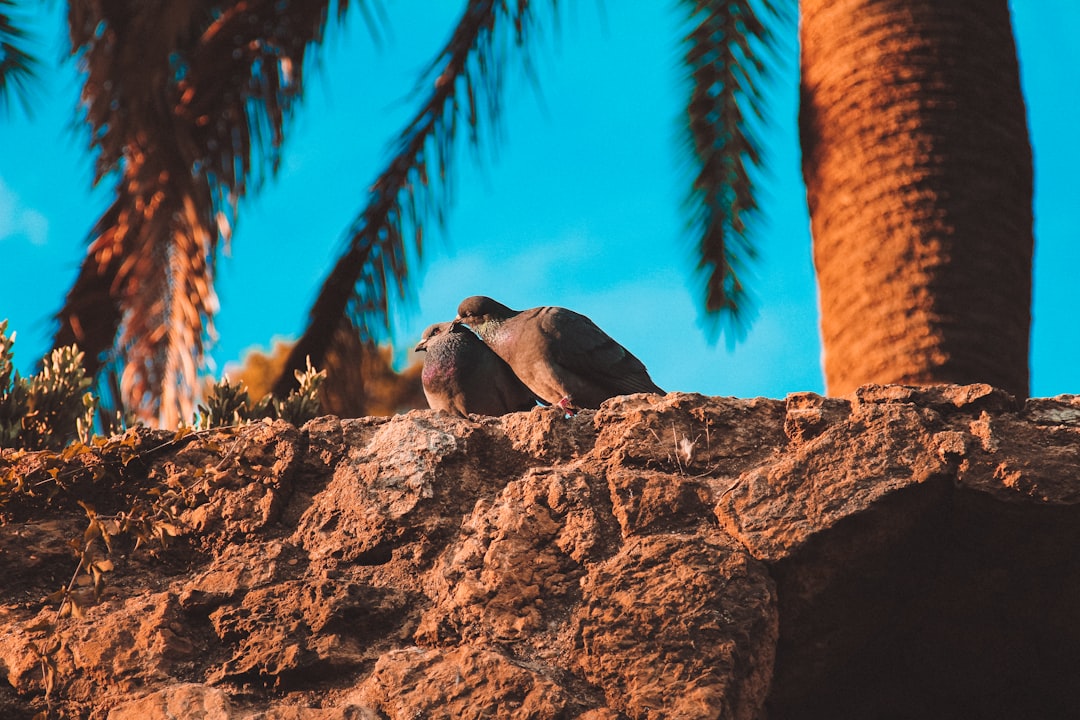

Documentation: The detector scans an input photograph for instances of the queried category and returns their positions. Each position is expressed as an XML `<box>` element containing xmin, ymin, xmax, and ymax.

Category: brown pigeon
<box><xmin>454</xmin><ymin>296</ymin><xmax>665</xmax><ymax>412</ymax></box>
<box><xmin>414</xmin><ymin>321</ymin><xmax>537</xmax><ymax>417</ymax></box>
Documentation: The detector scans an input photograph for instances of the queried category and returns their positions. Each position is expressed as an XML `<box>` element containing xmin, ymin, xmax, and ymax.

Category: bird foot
<box><xmin>557</xmin><ymin>397</ymin><xmax>577</xmax><ymax>418</ymax></box>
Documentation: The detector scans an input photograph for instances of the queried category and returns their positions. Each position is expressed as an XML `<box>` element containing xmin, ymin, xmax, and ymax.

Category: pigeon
<box><xmin>414</xmin><ymin>321</ymin><xmax>537</xmax><ymax>417</ymax></box>
<box><xmin>454</xmin><ymin>296</ymin><xmax>665</xmax><ymax>412</ymax></box>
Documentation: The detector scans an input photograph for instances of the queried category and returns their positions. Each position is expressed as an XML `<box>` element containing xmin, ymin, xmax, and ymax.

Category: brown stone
<box><xmin>0</xmin><ymin>387</ymin><xmax>1076</xmax><ymax>719</ymax></box>
<box><xmin>572</xmin><ymin>529</ymin><xmax>777</xmax><ymax>720</ymax></box>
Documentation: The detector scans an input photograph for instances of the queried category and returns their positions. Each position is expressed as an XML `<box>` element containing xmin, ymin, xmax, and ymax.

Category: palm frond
<box><xmin>272</xmin><ymin>0</ymin><xmax>546</xmax><ymax>396</ymax></box>
<box><xmin>55</xmin><ymin>0</ymin><xmax>360</xmax><ymax>425</ymax></box>
<box><xmin>53</xmin><ymin>200</ymin><xmax>128</xmax><ymax>382</ymax></box>
<box><xmin>681</xmin><ymin>0</ymin><xmax>791</xmax><ymax>341</ymax></box>
<box><xmin>0</xmin><ymin>0</ymin><xmax>38</xmax><ymax>114</ymax></box>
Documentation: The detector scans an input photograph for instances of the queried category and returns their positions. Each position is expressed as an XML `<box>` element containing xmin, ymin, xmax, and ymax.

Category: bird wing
<box><xmin>536</xmin><ymin>307</ymin><xmax>663</xmax><ymax>396</ymax></box>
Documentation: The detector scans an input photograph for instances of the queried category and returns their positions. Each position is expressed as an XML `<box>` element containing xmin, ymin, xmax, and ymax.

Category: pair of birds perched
<box><xmin>415</xmin><ymin>296</ymin><xmax>665</xmax><ymax>417</ymax></box>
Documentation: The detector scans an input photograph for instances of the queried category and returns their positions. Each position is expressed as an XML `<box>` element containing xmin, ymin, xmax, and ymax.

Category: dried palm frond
<box><xmin>54</xmin><ymin>0</ymin><xmax>357</xmax><ymax>426</ymax></box>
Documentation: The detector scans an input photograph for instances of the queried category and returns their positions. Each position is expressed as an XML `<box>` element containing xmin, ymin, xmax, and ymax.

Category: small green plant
<box><xmin>0</xmin><ymin>319</ymin><xmax>30</xmax><ymax>447</ymax></box>
<box><xmin>197</xmin><ymin>375</ymin><xmax>254</xmax><ymax>429</ymax></box>
<box><xmin>274</xmin><ymin>357</ymin><xmax>326</xmax><ymax>425</ymax></box>
<box><xmin>1</xmin><ymin>319</ymin><xmax>326</xmax><ymax>446</ymax></box>
<box><xmin>196</xmin><ymin>357</ymin><xmax>325</xmax><ymax>429</ymax></box>
<box><xmin>0</xmin><ymin>320</ymin><xmax>97</xmax><ymax>450</ymax></box>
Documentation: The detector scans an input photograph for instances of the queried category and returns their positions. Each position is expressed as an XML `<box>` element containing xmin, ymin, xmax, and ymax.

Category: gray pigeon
<box><xmin>454</xmin><ymin>296</ymin><xmax>665</xmax><ymax>412</ymax></box>
<box><xmin>414</xmin><ymin>321</ymin><xmax>537</xmax><ymax>417</ymax></box>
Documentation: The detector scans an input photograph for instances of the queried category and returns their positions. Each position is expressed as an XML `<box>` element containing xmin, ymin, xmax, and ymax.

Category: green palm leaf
<box><xmin>0</xmin><ymin>0</ymin><xmax>38</xmax><ymax>114</ymax></box>
<box><xmin>273</xmin><ymin>0</ymin><xmax>547</xmax><ymax>395</ymax></box>
<box><xmin>681</xmin><ymin>0</ymin><xmax>791</xmax><ymax>340</ymax></box>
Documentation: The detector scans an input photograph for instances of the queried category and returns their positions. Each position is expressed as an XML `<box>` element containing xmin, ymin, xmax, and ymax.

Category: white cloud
<box><xmin>0</xmin><ymin>177</ymin><xmax>49</xmax><ymax>246</ymax></box>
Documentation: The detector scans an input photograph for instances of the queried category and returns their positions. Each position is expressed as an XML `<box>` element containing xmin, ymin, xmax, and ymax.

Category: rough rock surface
<box><xmin>0</xmin><ymin>385</ymin><xmax>1078</xmax><ymax>719</ymax></box>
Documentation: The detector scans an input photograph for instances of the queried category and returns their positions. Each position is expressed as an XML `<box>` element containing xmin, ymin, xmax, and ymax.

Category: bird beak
<box><xmin>414</xmin><ymin>339</ymin><xmax>427</xmax><ymax>352</ymax></box>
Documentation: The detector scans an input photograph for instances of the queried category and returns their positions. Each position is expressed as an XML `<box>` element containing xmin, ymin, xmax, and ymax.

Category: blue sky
<box><xmin>1</xmin><ymin>2</ymin><xmax>1077</xmax><ymax>402</ymax></box>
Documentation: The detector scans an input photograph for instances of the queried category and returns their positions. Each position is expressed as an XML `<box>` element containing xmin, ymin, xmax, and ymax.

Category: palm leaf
<box><xmin>272</xmin><ymin>0</ymin><xmax>546</xmax><ymax>396</ymax></box>
<box><xmin>0</xmin><ymin>0</ymin><xmax>38</xmax><ymax>114</ymax></box>
<box><xmin>55</xmin><ymin>0</ymin><xmax>358</xmax><ymax>425</ymax></box>
<box><xmin>681</xmin><ymin>0</ymin><xmax>791</xmax><ymax>340</ymax></box>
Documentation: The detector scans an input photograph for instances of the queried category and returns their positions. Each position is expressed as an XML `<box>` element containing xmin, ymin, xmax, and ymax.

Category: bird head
<box><xmin>414</xmin><ymin>322</ymin><xmax>451</xmax><ymax>352</ymax></box>
<box><xmin>455</xmin><ymin>296</ymin><xmax>515</xmax><ymax>335</ymax></box>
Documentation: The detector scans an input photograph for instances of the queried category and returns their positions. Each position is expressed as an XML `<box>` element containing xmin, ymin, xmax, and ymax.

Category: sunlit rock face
<box><xmin>1</xmin><ymin>386</ymin><xmax>1077</xmax><ymax>719</ymax></box>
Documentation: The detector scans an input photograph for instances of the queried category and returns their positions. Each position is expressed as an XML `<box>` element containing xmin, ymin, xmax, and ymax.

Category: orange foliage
<box><xmin>229</xmin><ymin>328</ymin><xmax>425</xmax><ymax>418</ymax></box>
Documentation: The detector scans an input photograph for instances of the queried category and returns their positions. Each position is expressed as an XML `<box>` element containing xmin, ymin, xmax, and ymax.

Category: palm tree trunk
<box><xmin>800</xmin><ymin>0</ymin><xmax>1033</xmax><ymax>398</ymax></box>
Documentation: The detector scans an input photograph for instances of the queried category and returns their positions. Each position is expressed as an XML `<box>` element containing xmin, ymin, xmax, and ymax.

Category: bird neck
<box><xmin>473</xmin><ymin>317</ymin><xmax>507</xmax><ymax>343</ymax></box>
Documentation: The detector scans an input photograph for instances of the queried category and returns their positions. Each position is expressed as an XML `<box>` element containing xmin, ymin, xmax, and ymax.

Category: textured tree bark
<box><xmin>800</xmin><ymin>0</ymin><xmax>1033</xmax><ymax>398</ymax></box>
